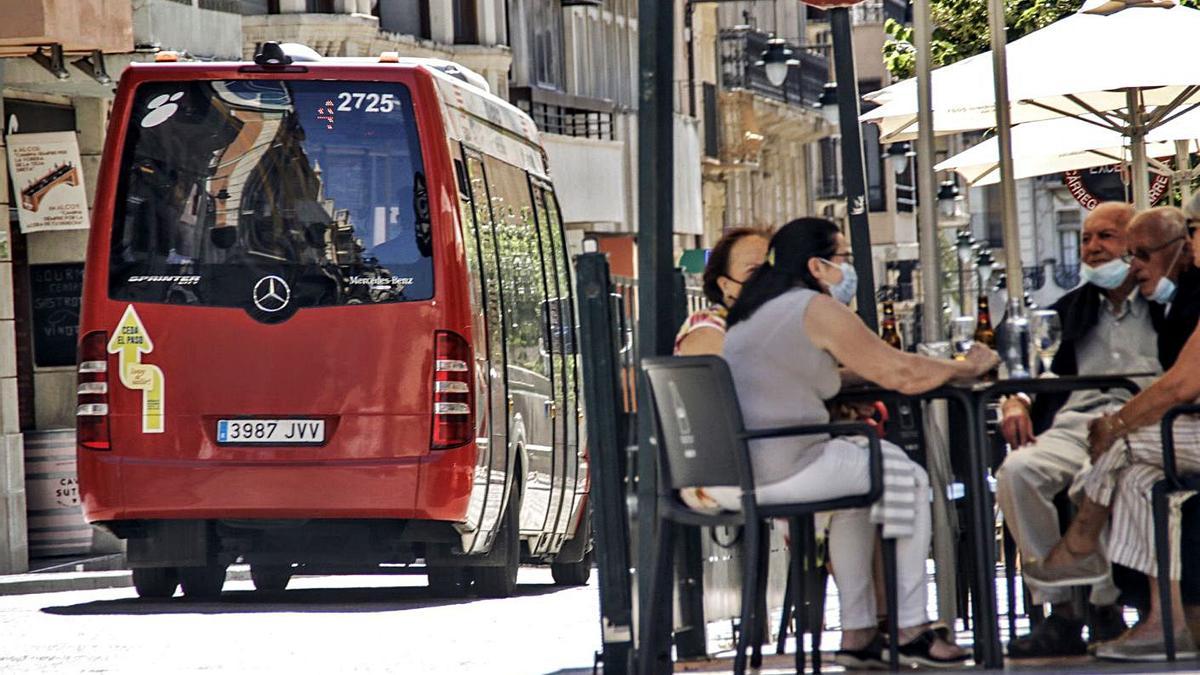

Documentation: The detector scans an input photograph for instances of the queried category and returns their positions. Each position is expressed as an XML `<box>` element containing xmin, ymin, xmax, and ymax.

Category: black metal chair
<box><xmin>1152</xmin><ymin>403</ymin><xmax>1200</xmax><ymax>661</ymax></box>
<box><xmin>639</xmin><ymin>355</ymin><xmax>900</xmax><ymax>674</ymax></box>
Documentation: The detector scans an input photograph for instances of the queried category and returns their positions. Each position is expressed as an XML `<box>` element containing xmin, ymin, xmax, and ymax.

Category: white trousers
<box><xmin>757</xmin><ymin>439</ymin><xmax>932</xmax><ymax>631</ymax></box>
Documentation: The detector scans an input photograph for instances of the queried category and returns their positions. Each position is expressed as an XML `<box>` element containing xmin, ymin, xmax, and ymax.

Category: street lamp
<box><xmin>819</xmin><ymin>82</ymin><xmax>839</xmax><ymax>125</ymax></box>
<box><xmin>976</xmin><ymin>248</ymin><xmax>995</xmax><ymax>288</ymax></box>
<box><xmin>955</xmin><ymin>229</ymin><xmax>975</xmax><ymax>315</ymax></box>
<box><xmin>755</xmin><ymin>37</ymin><xmax>799</xmax><ymax>87</ymax></box>
<box><xmin>886</xmin><ymin>142</ymin><xmax>913</xmax><ymax>175</ymax></box>
<box><xmin>937</xmin><ymin>180</ymin><xmax>966</xmax><ymax>221</ymax></box>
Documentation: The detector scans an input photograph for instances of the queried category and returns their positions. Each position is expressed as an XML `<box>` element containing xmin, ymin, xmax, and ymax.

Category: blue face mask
<box><xmin>821</xmin><ymin>259</ymin><xmax>858</xmax><ymax>305</ymax></box>
<box><xmin>1147</xmin><ymin>240</ymin><xmax>1185</xmax><ymax>305</ymax></box>
<box><xmin>1149</xmin><ymin>276</ymin><xmax>1177</xmax><ymax>305</ymax></box>
<box><xmin>1080</xmin><ymin>258</ymin><xmax>1130</xmax><ymax>290</ymax></box>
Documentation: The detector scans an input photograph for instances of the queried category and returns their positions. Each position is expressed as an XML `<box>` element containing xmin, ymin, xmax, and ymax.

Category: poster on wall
<box><xmin>5</xmin><ymin>131</ymin><xmax>90</xmax><ymax>234</ymax></box>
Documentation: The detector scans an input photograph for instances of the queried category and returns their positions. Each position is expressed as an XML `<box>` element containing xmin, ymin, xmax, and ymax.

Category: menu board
<box><xmin>29</xmin><ymin>263</ymin><xmax>84</xmax><ymax>368</ymax></box>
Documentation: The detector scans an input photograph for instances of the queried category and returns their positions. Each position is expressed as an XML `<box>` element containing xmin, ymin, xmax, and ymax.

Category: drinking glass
<box><xmin>1030</xmin><ymin>309</ymin><xmax>1062</xmax><ymax>375</ymax></box>
<box><xmin>950</xmin><ymin>316</ymin><xmax>976</xmax><ymax>360</ymax></box>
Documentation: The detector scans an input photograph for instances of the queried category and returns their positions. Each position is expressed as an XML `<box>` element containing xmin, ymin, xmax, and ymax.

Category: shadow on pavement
<box><xmin>40</xmin><ymin>581</ymin><xmax>567</xmax><ymax>616</ymax></box>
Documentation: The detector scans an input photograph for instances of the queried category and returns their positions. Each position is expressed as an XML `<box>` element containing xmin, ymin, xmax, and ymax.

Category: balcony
<box><xmin>509</xmin><ymin>86</ymin><xmax>615</xmax><ymax>141</ymax></box>
<box><xmin>0</xmin><ymin>0</ymin><xmax>132</xmax><ymax>57</ymax></box>
<box><xmin>718</xmin><ymin>28</ymin><xmax>827</xmax><ymax>109</ymax></box>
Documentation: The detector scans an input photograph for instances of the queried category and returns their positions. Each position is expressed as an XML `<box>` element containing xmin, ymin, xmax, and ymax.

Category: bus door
<box><xmin>480</xmin><ymin>155</ymin><xmax>556</xmax><ymax>534</ymax></box>
<box><xmin>530</xmin><ymin>181</ymin><xmax>578</xmax><ymax>537</ymax></box>
<box><xmin>459</xmin><ymin>150</ymin><xmax>510</xmax><ymax>552</ymax></box>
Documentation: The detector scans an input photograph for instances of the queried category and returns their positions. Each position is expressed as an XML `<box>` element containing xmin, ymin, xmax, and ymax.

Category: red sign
<box><xmin>1064</xmin><ymin>165</ymin><xmax>1170</xmax><ymax>210</ymax></box>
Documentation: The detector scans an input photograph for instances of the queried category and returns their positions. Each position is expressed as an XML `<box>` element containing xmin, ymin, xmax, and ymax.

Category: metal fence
<box><xmin>510</xmin><ymin>86</ymin><xmax>616</xmax><ymax>141</ymax></box>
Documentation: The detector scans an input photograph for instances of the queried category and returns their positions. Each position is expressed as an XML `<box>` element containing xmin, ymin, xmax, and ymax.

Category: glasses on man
<box><xmin>1122</xmin><ymin>235</ymin><xmax>1185</xmax><ymax>263</ymax></box>
<box><xmin>826</xmin><ymin>251</ymin><xmax>855</xmax><ymax>265</ymax></box>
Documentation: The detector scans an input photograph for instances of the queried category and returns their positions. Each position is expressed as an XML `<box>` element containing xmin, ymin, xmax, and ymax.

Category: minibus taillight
<box><xmin>76</xmin><ymin>331</ymin><xmax>111</xmax><ymax>451</ymax></box>
<box><xmin>432</xmin><ymin>331</ymin><xmax>472</xmax><ymax>449</ymax></box>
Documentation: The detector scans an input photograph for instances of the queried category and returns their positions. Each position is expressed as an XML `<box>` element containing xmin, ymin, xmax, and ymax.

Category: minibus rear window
<box><xmin>108</xmin><ymin>79</ymin><xmax>432</xmax><ymax>309</ymax></box>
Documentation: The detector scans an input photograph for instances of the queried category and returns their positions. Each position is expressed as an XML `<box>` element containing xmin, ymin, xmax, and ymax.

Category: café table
<box><xmin>836</xmin><ymin>373</ymin><xmax>1144</xmax><ymax>669</ymax></box>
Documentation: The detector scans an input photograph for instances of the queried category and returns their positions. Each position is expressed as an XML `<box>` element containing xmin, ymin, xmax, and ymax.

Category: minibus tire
<box><xmin>178</xmin><ymin>564</ymin><xmax>227</xmax><ymax>600</ymax></box>
<box><xmin>250</xmin><ymin>564</ymin><xmax>292</xmax><ymax>592</ymax></box>
<box><xmin>426</xmin><ymin>566</ymin><xmax>472</xmax><ymax>597</ymax></box>
<box><xmin>132</xmin><ymin>567</ymin><xmax>178</xmax><ymax>599</ymax></box>
<box><xmin>474</xmin><ymin>487</ymin><xmax>520</xmax><ymax>598</ymax></box>
<box><xmin>551</xmin><ymin>548</ymin><xmax>592</xmax><ymax>586</ymax></box>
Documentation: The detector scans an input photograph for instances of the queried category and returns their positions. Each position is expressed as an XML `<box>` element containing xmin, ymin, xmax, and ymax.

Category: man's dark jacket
<box><xmin>1154</xmin><ymin>264</ymin><xmax>1200</xmax><ymax>372</ymax></box>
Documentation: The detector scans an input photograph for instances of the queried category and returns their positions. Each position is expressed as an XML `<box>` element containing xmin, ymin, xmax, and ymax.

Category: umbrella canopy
<box><xmin>861</xmin><ymin>0</ymin><xmax>1200</xmax><ymax>142</ymax></box>
<box><xmin>935</xmin><ymin>111</ymin><xmax>1200</xmax><ymax>185</ymax></box>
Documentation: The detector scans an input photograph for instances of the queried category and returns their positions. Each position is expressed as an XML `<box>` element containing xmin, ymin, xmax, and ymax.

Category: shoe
<box><xmin>835</xmin><ymin>633</ymin><xmax>889</xmax><ymax>670</ymax></box>
<box><xmin>1088</xmin><ymin>604</ymin><xmax>1128</xmax><ymax>644</ymax></box>
<box><xmin>897</xmin><ymin>629</ymin><xmax>972</xmax><ymax>669</ymax></box>
<box><xmin>1006</xmin><ymin>613</ymin><xmax>1087</xmax><ymax>658</ymax></box>
<box><xmin>1022</xmin><ymin>552</ymin><xmax>1109</xmax><ymax>588</ymax></box>
<box><xmin>1094</xmin><ymin>630</ymin><xmax>1199</xmax><ymax>662</ymax></box>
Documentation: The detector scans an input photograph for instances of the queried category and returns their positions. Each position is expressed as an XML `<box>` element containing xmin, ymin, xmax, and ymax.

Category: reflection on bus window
<box><xmin>109</xmin><ymin>79</ymin><xmax>432</xmax><ymax>309</ymax></box>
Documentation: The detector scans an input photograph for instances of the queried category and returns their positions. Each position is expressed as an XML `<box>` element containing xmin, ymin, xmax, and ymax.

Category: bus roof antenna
<box><xmin>254</xmin><ymin>42</ymin><xmax>292</xmax><ymax>67</ymax></box>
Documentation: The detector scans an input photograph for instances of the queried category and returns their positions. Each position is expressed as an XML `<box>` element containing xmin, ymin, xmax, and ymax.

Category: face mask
<box><xmin>1149</xmin><ymin>277</ymin><xmax>1177</xmax><ymax>305</ymax></box>
<box><xmin>1081</xmin><ymin>258</ymin><xmax>1129</xmax><ymax>290</ymax></box>
<box><xmin>821</xmin><ymin>259</ymin><xmax>858</xmax><ymax>305</ymax></box>
<box><xmin>1147</xmin><ymin>241</ymin><xmax>1185</xmax><ymax>305</ymax></box>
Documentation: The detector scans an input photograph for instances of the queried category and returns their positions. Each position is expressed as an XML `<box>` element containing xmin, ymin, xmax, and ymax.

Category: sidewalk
<box><xmin>0</xmin><ymin>555</ymin><xmax>251</xmax><ymax>596</ymax></box>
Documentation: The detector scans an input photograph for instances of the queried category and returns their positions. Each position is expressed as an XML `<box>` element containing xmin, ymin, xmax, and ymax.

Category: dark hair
<box><xmin>702</xmin><ymin>227</ymin><xmax>770</xmax><ymax>305</ymax></box>
<box><xmin>726</xmin><ymin>217</ymin><xmax>840</xmax><ymax>328</ymax></box>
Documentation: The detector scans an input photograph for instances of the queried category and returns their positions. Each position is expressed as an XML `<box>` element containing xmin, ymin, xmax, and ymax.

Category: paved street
<box><xmin>0</xmin><ymin>568</ymin><xmax>600</xmax><ymax>675</ymax></box>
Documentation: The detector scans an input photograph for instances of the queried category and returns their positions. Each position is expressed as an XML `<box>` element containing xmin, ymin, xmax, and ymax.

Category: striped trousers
<box><xmin>1080</xmin><ymin>415</ymin><xmax>1200</xmax><ymax>580</ymax></box>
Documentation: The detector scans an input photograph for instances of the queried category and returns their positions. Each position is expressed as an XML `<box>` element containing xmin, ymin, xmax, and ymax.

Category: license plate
<box><xmin>217</xmin><ymin>419</ymin><xmax>325</xmax><ymax>445</ymax></box>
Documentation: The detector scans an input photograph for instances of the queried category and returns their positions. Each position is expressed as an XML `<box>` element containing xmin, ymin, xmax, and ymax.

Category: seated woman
<box><xmin>674</xmin><ymin>227</ymin><xmax>769</xmax><ymax>512</ymax></box>
<box><xmin>722</xmin><ymin>218</ymin><xmax>997</xmax><ymax>668</ymax></box>
<box><xmin>1024</xmin><ymin>209</ymin><xmax>1200</xmax><ymax>661</ymax></box>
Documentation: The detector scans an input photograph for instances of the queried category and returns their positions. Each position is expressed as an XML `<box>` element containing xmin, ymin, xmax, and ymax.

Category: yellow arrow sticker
<box><xmin>107</xmin><ymin>305</ymin><xmax>165</xmax><ymax>434</ymax></box>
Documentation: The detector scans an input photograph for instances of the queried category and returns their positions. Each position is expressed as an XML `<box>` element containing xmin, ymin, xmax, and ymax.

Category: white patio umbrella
<box><xmin>861</xmin><ymin>0</ymin><xmax>1200</xmax><ymax>208</ymax></box>
<box><xmin>935</xmin><ymin>111</ymin><xmax>1200</xmax><ymax>186</ymax></box>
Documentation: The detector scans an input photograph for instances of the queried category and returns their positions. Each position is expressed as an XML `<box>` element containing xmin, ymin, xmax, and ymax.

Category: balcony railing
<box><xmin>510</xmin><ymin>86</ymin><xmax>616</xmax><ymax>141</ymax></box>
<box><xmin>718</xmin><ymin>28</ymin><xmax>828</xmax><ymax>109</ymax></box>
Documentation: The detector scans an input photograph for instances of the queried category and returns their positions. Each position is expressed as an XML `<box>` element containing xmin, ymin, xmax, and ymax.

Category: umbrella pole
<box><xmin>913</xmin><ymin>0</ymin><xmax>960</xmax><ymax>635</ymax></box>
<box><xmin>914</xmin><ymin>0</ymin><xmax>941</xmax><ymax>344</ymax></box>
<box><xmin>1177</xmin><ymin>140</ymin><xmax>1193</xmax><ymax>205</ymax></box>
<box><xmin>988</xmin><ymin>0</ymin><xmax>1024</xmax><ymax>300</ymax></box>
<box><xmin>1128</xmin><ymin>89</ymin><xmax>1150</xmax><ymax>210</ymax></box>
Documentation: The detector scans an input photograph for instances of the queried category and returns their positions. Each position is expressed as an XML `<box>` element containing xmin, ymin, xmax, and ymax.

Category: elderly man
<box><xmin>1024</xmin><ymin>205</ymin><xmax>1200</xmax><ymax>660</ymax></box>
<box><xmin>995</xmin><ymin>202</ymin><xmax>1161</xmax><ymax>658</ymax></box>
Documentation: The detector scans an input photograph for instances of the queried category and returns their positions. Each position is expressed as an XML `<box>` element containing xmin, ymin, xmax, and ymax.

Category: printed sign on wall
<box><xmin>6</xmin><ymin>131</ymin><xmax>89</xmax><ymax>233</ymax></box>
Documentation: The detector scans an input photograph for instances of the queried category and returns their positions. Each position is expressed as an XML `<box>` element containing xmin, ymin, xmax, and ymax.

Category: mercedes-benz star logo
<box><xmin>252</xmin><ymin>275</ymin><xmax>291</xmax><ymax>313</ymax></box>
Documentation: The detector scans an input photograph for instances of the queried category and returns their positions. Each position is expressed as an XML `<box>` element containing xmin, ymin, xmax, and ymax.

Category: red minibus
<box><xmin>77</xmin><ymin>43</ymin><xmax>590</xmax><ymax>599</ymax></box>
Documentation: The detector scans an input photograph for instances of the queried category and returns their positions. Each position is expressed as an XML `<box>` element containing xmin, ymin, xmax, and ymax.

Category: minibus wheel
<box><xmin>426</xmin><ymin>566</ymin><xmax>472</xmax><ymax>597</ymax></box>
<box><xmin>550</xmin><ymin>548</ymin><xmax>593</xmax><ymax>586</ymax></box>
<box><xmin>250</xmin><ymin>564</ymin><xmax>292</xmax><ymax>592</ymax></box>
<box><xmin>132</xmin><ymin>567</ymin><xmax>178</xmax><ymax>599</ymax></box>
<box><xmin>474</xmin><ymin>487</ymin><xmax>520</xmax><ymax>598</ymax></box>
<box><xmin>178</xmin><ymin>564</ymin><xmax>227</xmax><ymax>600</ymax></box>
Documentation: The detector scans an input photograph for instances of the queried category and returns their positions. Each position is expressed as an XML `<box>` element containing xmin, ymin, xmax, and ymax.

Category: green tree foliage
<box><xmin>883</xmin><ymin>0</ymin><xmax>1197</xmax><ymax>79</ymax></box>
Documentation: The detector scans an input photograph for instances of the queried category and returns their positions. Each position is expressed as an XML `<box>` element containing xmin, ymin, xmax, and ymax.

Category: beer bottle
<box><xmin>974</xmin><ymin>293</ymin><xmax>996</xmax><ymax>349</ymax></box>
<box><xmin>880</xmin><ymin>299</ymin><xmax>903</xmax><ymax>350</ymax></box>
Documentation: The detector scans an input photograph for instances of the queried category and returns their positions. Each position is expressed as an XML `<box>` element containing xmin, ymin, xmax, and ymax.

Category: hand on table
<box><xmin>960</xmin><ymin>344</ymin><xmax>1001</xmax><ymax>380</ymax></box>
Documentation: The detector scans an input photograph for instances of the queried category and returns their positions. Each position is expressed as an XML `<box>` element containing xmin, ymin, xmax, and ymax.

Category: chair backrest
<box><xmin>641</xmin><ymin>355</ymin><xmax>750</xmax><ymax>492</ymax></box>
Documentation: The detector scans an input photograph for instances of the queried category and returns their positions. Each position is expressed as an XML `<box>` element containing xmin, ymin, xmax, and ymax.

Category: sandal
<box><xmin>898</xmin><ymin>628</ymin><xmax>972</xmax><ymax>669</ymax></box>
<box><xmin>835</xmin><ymin>633</ymin><xmax>889</xmax><ymax>670</ymax></box>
